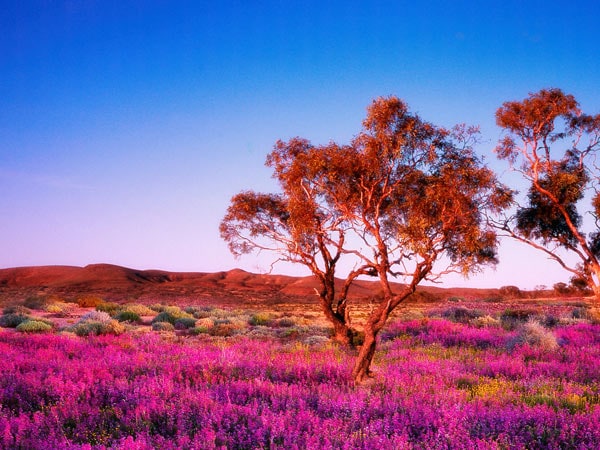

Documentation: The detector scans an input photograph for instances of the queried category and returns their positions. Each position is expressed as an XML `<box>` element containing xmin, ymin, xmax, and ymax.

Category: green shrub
<box><xmin>72</xmin><ymin>319</ymin><xmax>125</xmax><ymax>336</ymax></box>
<box><xmin>121</xmin><ymin>303</ymin><xmax>155</xmax><ymax>316</ymax></box>
<box><xmin>190</xmin><ymin>326</ymin><xmax>210</xmax><ymax>335</ymax></box>
<box><xmin>0</xmin><ymin>314</ymin><xmax>30</xmax><ymax>328</ymax></box>
<box><xmin>152</xmin><ymin>322</ymin><xmax>175</xmax><ymax>332</ymax></box>
<box><xmin>114</xmin><ymin>310</ymin><xmax>141</xmax><ymax>323</ymax></box>
<box><xmin>174</xmin><ymin>317</ymin><xmax>197</xmax><ymax>330</ymax></box>
<box><xmin>151</xmin><ymin>309</ymin><xmax>193</xmax><ymax>325</ymax></box>
<box><xmin>75</xmin><ymin>296</ymin><xmax>103</xmax><ymax>308</ymax></box>
<box><xmin>16</xmin><ymin>320</ymin><xmax>53</xmax><ymax>333</ymax></box>
<box><xmin>23</xmin><ymin>295</ymin><xmax>50</xmax><ymax>310</ymax></box>
<box><xmin>96</xmin><ymin>302</ymin><xmax>120</xmax><ymax>314</ymax></box>
<box><xmin>249</xmin><ymin>312</ymin><xmax>273</xmax><ymax>326</ymax></box>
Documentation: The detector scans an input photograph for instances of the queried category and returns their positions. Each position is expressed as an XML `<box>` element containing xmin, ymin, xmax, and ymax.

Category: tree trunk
<box><xmin>319</xmin><ymin>294</ymin><xmax>355</xmax><ymax>347</ymax></box>
<box><xmin>351</xmin><ymin>323</ymin><xmax>378</xmax><ymax>382</ymax></box>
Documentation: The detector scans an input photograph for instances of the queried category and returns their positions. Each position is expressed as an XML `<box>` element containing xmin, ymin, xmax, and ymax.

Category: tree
<box><xmin>325</xmin><ymin>97</ymin><xmax>511</xmax><ymax>381</ymax></box>
<box><xmin>221</xmin><ymin>96</ymin><xmax>510</xmax><ymax>382</ymax></box>
<box><xmin>494</xmin><ymin>88</ymin><xmax>600</xmax><ymax>296</ymax></box>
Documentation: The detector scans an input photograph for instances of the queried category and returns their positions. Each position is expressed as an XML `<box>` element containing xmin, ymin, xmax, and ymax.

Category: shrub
<box><xmin>0</xmin><ymin>314</ymin><xmax>30</xmax><ymax>328</ymax></box>
<box><xmin>96</xmin><ymin>302</ymin><xmax>120</xmax><ymax>314</ymax></box>
<box><xmin>121</xmin><ymin>303</ymin><xmax>155</xmax><ymax>316</ymax></box>
<box><xmin>2</xmin><ymin>305</ymin><xmax>31</xmax><ymax>315</ymax></box>
<box><xmin>75</xmin><ymin>296</ymin><xmax>103</xmax><ymax>308</ymax></box>
<box><xmin>79</xmin><ymin>310</ymin><xmax>112</xmax><ymax>323</ymax></box>
<box><xmin>114</xmin><ymin>311</ymin><xmax>141</xmax><ymax>323</ymax></box>
<box><xmin>472</xmin><ymin>315</ymin><xmax>501</xmax><ymax>328</ymax></box>
<box><xmin>249</xmin><ymin>312</ymin><xmax>273</xmax><ymax>326</ymax></box>
<box><xmin>73</xmin><ymin>319</ymin><xmax>125</xmax><ymax>336</ymax></box>
<box><xmin>23</xmin><ymin>295</ymin><xmax>50</xmax><ymax>310</ymax></box>
<box><xmin>507</xmin><ymin>320</ymin><xmax>559</xmax><ymax>352</ymax></box>
<box><xmin>209</xmin><ymin>323</ymin><xmax>238</xmax><ymax>337</ymax></box>
<box><xmin>500</xmin><ymin>309</ymin><xmax>536</xmax><ymax>330</ymax></box>
<box><xmin>151</xmin><ymin>308</ymin><xmax>193</xmax><ymax>325</ymax></box>
<box><xmin>499</xmin><ymin>285</ymin><xmax>523</xmax><ymax>299</ymax></box>
<box><xmin>195</xmin><ymin>317</ymin><xmax>214</xmax><ymax>329</ymax></box>
<box><xmin>441</xmin><ymin>306</ymin><xmax>481</xmax><ymax>324</ymax></box>
<box><xmin>174</xmin><ymin>317</ymin><xmax>197</xmax><ymax>330</ymax></box>
<box><xmin>16</xmin><ymin>320</ymin><xmax>53</xmax><ymax>333</ymax></box>
<box><xmin>149</xmin><ymin>304</ymin><xmax>168</xmax><ymax>313</ymax></box>
<box><xmin>190</xmin><ymin>326</ymin><xmax>210</xmax><ymax>335</ymax></box>
<box><xmin>152</xmin><ymin>322</ymin><xmax>175</xmax><ymax>332</ymax></box>
<box><xmin>275</xmin><ymin>317</ymin><xmax>296</xmax><ymax>328</ymax></box>
<box><xmin>45</xmin><ymin>302</ymin><xmax>75</xmax><ymax>317</ymax></box>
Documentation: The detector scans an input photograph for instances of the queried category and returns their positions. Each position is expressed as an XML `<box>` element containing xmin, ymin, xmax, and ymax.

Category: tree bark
<box><xmin>351</xmin><ymin>323</ymin><xmax>378</xmax><ymax>382</ymax></box>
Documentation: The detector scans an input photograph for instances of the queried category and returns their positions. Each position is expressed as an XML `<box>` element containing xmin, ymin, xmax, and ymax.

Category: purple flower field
<box><xmin>2</xmin><ymin>318</ymin><xmax>600</xmax><ymax>449</ymax></box>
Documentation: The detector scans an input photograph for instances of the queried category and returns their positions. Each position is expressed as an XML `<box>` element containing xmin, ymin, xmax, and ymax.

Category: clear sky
<box><xmin>1</xmin><ymin>1</ymin><xmax>599</xmax><ymax>289</ymax></box>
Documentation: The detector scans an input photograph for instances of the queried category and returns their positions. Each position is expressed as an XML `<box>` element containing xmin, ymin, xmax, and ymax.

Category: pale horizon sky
<box><xmin>1</xmin><ymin>1</ymin><xmax>599</xmax><ymax>289</ymax></box>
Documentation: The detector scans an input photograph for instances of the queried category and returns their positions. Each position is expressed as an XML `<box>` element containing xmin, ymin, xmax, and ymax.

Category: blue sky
<box><xmin>1</xmin><ymin>1</ymin><xmax>599</xmax><ymax>289</ymax></box>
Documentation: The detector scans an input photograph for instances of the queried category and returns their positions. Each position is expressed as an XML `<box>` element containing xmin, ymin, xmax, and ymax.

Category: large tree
<box><xmin>325</xmin><ymin>97</ymin><xmax>511</xmax><ymax>381</ymax></box>
<box><xmin>494</xmin><ymin>88</ymin><xmax>600</xmax><ymax>296</ymax></box>
<box><xmin>221</xmin><ymin>96</ymin><xmax>510</xmax><ymax>382</ymax></box>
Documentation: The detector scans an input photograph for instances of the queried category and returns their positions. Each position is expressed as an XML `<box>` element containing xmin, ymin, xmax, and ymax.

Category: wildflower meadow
<box><xmin>1</xmin><ymin>299</ymin><xmax>600</xmax><ymax>449</ymax></box>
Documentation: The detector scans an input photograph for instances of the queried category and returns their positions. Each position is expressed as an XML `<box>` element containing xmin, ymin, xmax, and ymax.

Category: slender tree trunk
<box><xmin>351</xmin><ymin>323</ymin><xmax>378</xmax><ymax>382</ymax></box>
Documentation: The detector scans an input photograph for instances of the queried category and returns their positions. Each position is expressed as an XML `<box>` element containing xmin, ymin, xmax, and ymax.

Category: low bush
<box><xmin>209</xmin><ymin>323</ymin><xmax>238</xmax><ymax>337</ymax></box>
<box><xmin>16</xmin><ymin>320</ymin><xmax>53</xmax><ymax>333</ymax></box>
<box><xmin>114</xmin><ymin>311</ymin><xmax>141</xmax><ymax>323</ymax></box>
<box><xmin>23</xmin><ymin>296</ymin><xmax>50</xmax><ymax>310</ymax></box>
<box><xmin>275</xmin><ymin>317</ymin><xmax>296</xmax><ymax>328</ymax></box>
<box><xmin>75</xmin><ymin>296</ymin><xmax>103</xmax><ymax>308</ymax></box>
<box><xmin>2</xmin><ymin>305</ymin><xmax>31</xmax><ymax>315</ymax></box>
<box><xmin>500</xmin><ymin>308</ymin><xmax>536</xmax><ymax>330</ymax></box>
<box><xmin>151</xmin><ymin>322</ymin><xmax>175</xmax><ymax>332</ymax></box>
<box><xmin>96</xmin><ymin>302</ymin><xmax>120</xmax><ymax>314</ymax></box>
<box><xmin>507</xmin><ymin>319</ymin><xmax>559</xmax><ymax>352</ymax></box>
<box><xmin>149</xmin><ymin>304</ymin><xmax>168</xmax><ymax>313</ymax></box>
<box><xmin>151</xmin><ymin>308</ymin><xmax>193</xmax><ymax>325</ymax></box>
<box><xmin>72</xmin><ymin>319</ymin><xmax>125</xmax><ymax>337</ymax></box>
<box><xmin>472</xmin><ymin>315</ymin><xmax>501</xmax><ymax>328</ymax></box>
<box><xmin>0</xmin><ymin>314</ymin><xmax>30</xmax><ymax>328</ymax></box>
<box><xmin>79</xmin><ymin>310</ymin><xmax>112</xmax><ymax>323</ymax></box>
<box><xmin>121</xmin><ymin>303</ymin><xmax>155</xmax><ymax>316</ymax></box>
<box><xmin>174</xmin><ymin>317</ymin><xmax>197</xmax><ymax>330</ymax></box>
<box><xmin>441</xmin><ymin>306</ymin><xmax>482</xmax><ymax>324</ymax></box>
<box><xmin>45</xmin><ymin>302</ymin><xmax>75</xmax><ymax>317</ymax></box>
<box><xmin>249</xmin><ymin>312</ymin><xmax>273</xmax><ymax>326</ymax></box>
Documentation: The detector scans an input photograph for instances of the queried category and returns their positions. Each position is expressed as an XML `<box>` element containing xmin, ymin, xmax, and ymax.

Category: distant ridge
<box><xmin>0</xmin><ymin>263</ymin><xmax>499</xmax><ymax>304</ymax></box>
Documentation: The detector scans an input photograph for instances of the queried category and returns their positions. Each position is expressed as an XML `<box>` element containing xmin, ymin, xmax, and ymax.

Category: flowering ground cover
<box><xmin>2</xmin><ymin>308</ymin><xmax>600</xmax><ymax>449</ymax></box>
